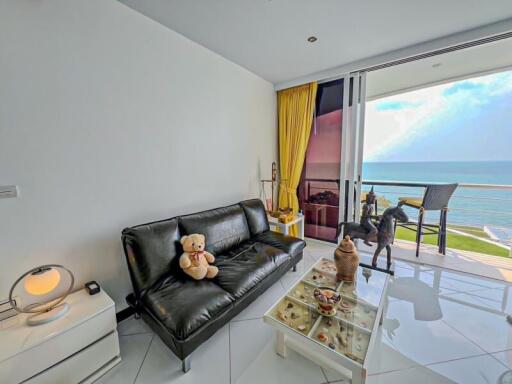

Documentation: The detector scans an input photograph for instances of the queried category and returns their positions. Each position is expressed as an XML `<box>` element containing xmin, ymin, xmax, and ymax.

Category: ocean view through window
<box><xmin>363</xmin><ymin>70</ymin><xmax>512</xmax><ymax>257</ymax></box>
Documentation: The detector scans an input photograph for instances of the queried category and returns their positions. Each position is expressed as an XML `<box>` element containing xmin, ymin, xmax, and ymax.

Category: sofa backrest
<box><xmin>179</xmin><ymin>203</ymin><xmax>251</xmax><ymax>255</ymax></box>
<box><xmin>121</xmin><ymin>199</ymin><xmax>269</xmax><ymax>297</ymax></box>
<box><xmin>122</xmin><ymin>218</ymin><xmax>181</xmax><ymax>297</ymax></box>
<box><xmin>239</xmin><ymin>199</ymin><xmax>270</xmax><ymax>235</ymax></box>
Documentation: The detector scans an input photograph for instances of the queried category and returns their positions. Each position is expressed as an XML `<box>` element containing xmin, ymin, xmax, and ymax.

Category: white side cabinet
<box><xmin>0</xmin><ymin>289</ymin><xmax>121</xmax><ymax>384</ymax></box>
<box><xmin>267</xmin><ymin>214</ymin><xmax>305</xmax><ymax>239</ymax></box>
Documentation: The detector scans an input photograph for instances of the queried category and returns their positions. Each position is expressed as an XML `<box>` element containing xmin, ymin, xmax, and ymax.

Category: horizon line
<box><xmin>363</xmin><ymin>159</ymin><xmax>512</xmax><ymax>163</ymax></box>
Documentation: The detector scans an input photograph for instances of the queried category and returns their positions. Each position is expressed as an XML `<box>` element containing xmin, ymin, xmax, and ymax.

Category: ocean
<box><xmin>362</xmin><ymin>161</ymin><xmax>512</xmax><ymax>229</ymax></box>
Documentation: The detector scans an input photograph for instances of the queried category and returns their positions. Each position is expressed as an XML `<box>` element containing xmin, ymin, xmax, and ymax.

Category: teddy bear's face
<box><xmin>180</xmin><ymin>234</ymin><xmax>206</xmax><ymax>252</ymax></box>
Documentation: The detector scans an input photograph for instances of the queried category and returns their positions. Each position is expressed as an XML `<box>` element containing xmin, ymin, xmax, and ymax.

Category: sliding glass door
<box><xmin>298</xmin><ymin>73</ymin><xmax>366</xmax><ymax>243</ymax></box>
<box><xmin>298</xmin><ymin>79</ymin><xmax>344</xmax><ymax>242</ymax></box>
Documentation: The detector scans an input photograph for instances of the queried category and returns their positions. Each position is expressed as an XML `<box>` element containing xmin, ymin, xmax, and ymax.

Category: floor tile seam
<box><xmin>440</xmin><ymin>318</ymin><xmax>492</xmax><ymax>355</ymax></box>
<box><xmin>119</xmin><ymin>331</ymin><xmax>154</xmax><ymax>337</ymax></box>
<box><xmin>133</xmin><ymin>333</ymin><xmax>155</xmax><ymax>384</ymax></box>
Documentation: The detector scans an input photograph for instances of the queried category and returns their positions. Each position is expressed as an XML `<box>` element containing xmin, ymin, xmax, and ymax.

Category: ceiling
<box><xmin>119</xmin><ymin>0</ymin><xmax>512</xmax><ymax>85</ymax></box>
<box><xmin>366</xmin><ymin>37</ymin><xmax>512</xmax><ymax>100</ymax></box>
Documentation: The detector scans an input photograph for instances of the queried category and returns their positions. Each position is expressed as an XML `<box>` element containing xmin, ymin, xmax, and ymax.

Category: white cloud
<box><xmin>364</xmin><ymin>84</ymin><xmax>450</xmax><ymax>160</ymax></box>
<box><xmin>364</xmin><ymin>70</ymin><xmax>512</xmax><ymax>161</ymax></box>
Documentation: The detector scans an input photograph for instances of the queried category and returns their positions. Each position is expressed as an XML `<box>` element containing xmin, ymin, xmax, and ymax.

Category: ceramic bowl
<box><xmin>313</xmin><ymin>287</ymin><xmax>341</xmax><ymax>317</ymax></box>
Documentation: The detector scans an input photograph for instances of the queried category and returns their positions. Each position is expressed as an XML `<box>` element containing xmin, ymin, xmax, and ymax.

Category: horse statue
<box><xmin>341</xmin><ymin>206</ymin><xmax>409</xmax><ymax>270</ymax></box>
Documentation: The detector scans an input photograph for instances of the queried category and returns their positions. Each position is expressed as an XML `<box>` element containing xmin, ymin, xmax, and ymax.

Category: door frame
<box><xmin>337</xmin><ymin>72</ymin><xmax>367</xmax><ymax>242</ymax></box>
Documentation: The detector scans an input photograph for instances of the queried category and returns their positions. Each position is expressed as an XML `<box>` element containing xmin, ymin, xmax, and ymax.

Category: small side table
<box><xmin>267</xmin><ymin>214</ymin><xmax>305</xmax><ymax>240</ymax></box>
<box><xmin>0</xmin><ymin>289</ymin><xmax>120</xmax><ymax>383</ymax></box>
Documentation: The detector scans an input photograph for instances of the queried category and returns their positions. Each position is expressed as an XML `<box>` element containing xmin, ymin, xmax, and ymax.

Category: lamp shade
<box><xmin>9</xmin><ymin>264</ymin><xmax>74</xmax><ymax>326</ymax></box>
<box><xmin>24</xmin><ymin>267</ymin><xmax>61</xmax><ymax>296</ymax></box>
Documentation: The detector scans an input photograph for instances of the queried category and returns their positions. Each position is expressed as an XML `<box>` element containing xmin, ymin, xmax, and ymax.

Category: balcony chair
<box><xmin>396</xmin><ymin>183</ymin><xmax>458</xmax><ymax>257</ymax></box>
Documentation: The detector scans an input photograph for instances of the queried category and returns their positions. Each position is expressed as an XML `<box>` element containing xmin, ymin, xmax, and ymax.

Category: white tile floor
<box><xmin>96</xmin><ymin>241</ymin><xmax>512</xmax><ymax>384</ymax></box>
<box><xmin>359</xmin><ymin>239</ymin><xmax>512</xmax><ymax>284</ymax></box>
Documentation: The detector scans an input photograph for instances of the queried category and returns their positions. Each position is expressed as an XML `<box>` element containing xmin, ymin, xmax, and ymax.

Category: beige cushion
<box><xmin>398</xmin><ymin>197</ymin><xmax>422</xmax><ymax>208</ymax></box>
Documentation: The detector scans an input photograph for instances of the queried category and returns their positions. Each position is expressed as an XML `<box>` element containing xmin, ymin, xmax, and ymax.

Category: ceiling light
<box><xmin>307</xmin><ymin>36</ymin><xmax>317</xmax><ymax>43</ymax></box>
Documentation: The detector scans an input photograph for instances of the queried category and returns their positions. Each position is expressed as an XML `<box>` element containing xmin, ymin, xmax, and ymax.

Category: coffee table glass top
<box><xmin>266</xmin><ymin>258</ymin><xmax>388</xmax><ymax>366</ymax></box>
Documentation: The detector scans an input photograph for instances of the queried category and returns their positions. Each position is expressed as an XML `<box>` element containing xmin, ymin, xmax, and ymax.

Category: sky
<box><xmin>364</xmin><ymin>70</ymin><xmax>512</xmax><ymax>162</ymax></box>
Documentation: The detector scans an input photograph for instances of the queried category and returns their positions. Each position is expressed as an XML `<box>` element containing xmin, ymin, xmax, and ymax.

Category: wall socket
<box><xmin>0</xmin><ymin>185</ymin><xmax>18</xmax><ymax>199</ymax></box>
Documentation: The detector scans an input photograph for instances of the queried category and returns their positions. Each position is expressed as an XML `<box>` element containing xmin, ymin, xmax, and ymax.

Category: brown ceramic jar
<box><xmin>334</xmin><ymin>235</ymin><xmax>359</xmax><ymax>282</ymax></box>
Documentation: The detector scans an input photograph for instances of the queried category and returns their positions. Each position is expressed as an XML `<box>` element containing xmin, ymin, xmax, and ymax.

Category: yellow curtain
<box><xmin>277</xmin><ymin>82</ymin><xmax>318</xmax><ymax>236</ymax></box>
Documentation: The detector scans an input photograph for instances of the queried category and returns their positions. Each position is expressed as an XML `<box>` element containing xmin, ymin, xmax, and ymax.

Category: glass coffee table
<box><xmin>263</xmin><ymin>258</ymin><xmax>389</xmax><ymax>384</ymax></box>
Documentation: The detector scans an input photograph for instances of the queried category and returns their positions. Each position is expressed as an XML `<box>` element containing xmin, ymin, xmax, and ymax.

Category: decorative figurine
<box><xmin>342</xmin><ymin>206</ymin><xmax>408</xmax><ymax>271</ymax></box>
<box><xmin>260</xmin><ymin>161</ymin><xmax>278</xmax><ymax>213</ymax></box>
<box><xmin>371</xmin><ymin>206</ymin><xmax>408</xmax><ymax>268</ymax></box>
<box><xmin>334</xmin><ymin>235</ymin><xmax>360</xmax><ymax>282</ymax></box>
<box><xmin>360</xmin><ymin>187</ymin><xmax>378</xmax><ymax>246</ymax></box>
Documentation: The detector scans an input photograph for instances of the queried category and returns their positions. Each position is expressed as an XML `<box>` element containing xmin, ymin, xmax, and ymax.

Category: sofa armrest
<box><xmin>254</xmin><ymin>231</ymin><xmax>306</xmax><ymax>257</ymax></box>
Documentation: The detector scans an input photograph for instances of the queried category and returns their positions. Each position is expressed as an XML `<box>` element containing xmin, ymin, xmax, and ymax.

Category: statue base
<box><xmin>359</xmin><ymin>261</ymin><xmax>395</xmax><ymax>276</ymax></box>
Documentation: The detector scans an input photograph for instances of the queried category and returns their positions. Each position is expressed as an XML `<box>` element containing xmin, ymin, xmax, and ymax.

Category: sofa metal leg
<box><xmin>182</xmin><ymin>356</ymin><xmax>191</xmax><ymax>373</ymax></box>
<box><xmin>292</xmin><ymin>265</ymin><xmax>297</xmax><ymax>272</ymax></box>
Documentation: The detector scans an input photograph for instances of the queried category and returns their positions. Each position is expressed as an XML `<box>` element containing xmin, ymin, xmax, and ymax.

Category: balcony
<box><xmin>300</xmin><ymin>178</ymin><xmax>512</xmax><ymax>281</ymax></box>
<box><xmin>360</xmin><ymin>180</ymin><xmax>512</xmax><ymax>282</ymax></box>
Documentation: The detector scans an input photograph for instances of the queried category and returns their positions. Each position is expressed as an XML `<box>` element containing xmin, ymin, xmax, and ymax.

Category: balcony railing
<box><xmin>362</xmin><ymin>180</ymin><xmax>512</xmax><ymax>256</ymax></box>
<box><xmin>299</xmin><ymin>177</ymin><xmax>512</xmax><ymax>254</ymax></box>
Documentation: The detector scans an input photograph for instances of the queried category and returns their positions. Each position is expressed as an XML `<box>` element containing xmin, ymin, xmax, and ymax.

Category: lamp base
<box><xmin>26</xmin><ymin>302</ymin><xmax>69</xmax><ymax>326</ymax></box>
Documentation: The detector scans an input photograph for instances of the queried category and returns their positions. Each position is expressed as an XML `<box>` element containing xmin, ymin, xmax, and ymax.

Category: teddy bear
<box><xmin>179</xmin><ymin>234</ymin><xmax>219</xmax><ymax>280</ymax></box>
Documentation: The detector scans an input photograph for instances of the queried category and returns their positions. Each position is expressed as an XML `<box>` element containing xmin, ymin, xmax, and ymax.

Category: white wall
<box><xmin>0</xmin><ymin>0</ymin><xmax>277</xmax><ymax>309</ymax></box>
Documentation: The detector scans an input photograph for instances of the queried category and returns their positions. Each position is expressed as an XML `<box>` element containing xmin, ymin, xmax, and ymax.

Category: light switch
<box><xmin>0</xmin><ymin>186</ymin><xmax>18</xmax><ymax>199</ymax></box>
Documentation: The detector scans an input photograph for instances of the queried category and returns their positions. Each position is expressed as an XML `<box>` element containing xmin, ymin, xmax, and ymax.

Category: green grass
<box><xmin>447</xmin><ymin>224</ymin><xmax>491</xmax><ymax>239</ymax></box>
<box><xmin>394</xmin><ymin>226</ymin><xmax>509</xmax><ymax>258</ymax></box>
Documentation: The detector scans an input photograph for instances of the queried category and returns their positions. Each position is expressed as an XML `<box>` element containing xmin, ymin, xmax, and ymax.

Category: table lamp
<box><xmin>9</xmin><ymin>264</ymin><xmax>74</xmax><ymax>326</ymax></box>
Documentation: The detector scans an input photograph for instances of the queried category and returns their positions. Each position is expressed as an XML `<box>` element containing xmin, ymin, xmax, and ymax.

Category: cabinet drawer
<box><xmin>0</xmin><ymin>306</ymin><xmax>116</xmax><ymax>383</ymax></box>
<box><xmin>27</xmin><ymin>331</ymin><xmax>120</xmax><ymax>384</ymax></box>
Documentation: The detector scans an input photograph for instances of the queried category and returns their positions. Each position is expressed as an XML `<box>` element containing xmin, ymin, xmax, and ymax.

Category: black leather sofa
<box><xmin>122</xmin><ymin>199</ymin><xmax>306</xmax><ymax>372</ymax></box>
